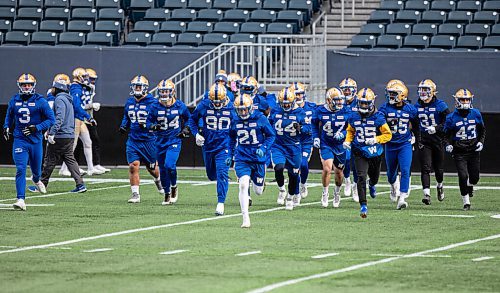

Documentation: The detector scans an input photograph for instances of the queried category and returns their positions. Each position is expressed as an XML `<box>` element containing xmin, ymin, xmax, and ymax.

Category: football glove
<box><xmin>225</xmin><ymin>157</ymin><xmax>232</xmax><ymax>166</ymax></box>
<box><xmin>334</xmin><ymin>132</ymin><xmax>345</xmax><ymax>141</ymax></box>
<box><xmin>47</xmin><ymin>135</ymin><xmax>56</xmax><ymax>145</ymax></box>
<box><xmin>365</xmin><ymin>137</ymin><xmax>377</xmax><ymax>145</ymax></box>
<box><xmin>313</xmin><ymin>138</ymin><xmax>320</xmax><ymax>149</ymax></box>
<box><xmin>22</xmin><ymin>125</ymin><xmax>37</xmax><ymax>136</ymax></box>
<box><xmin>426</xmin><ymin>126</ymin><xmax>436</xmax><ymax>134</ymax></box>
<box><xmin>138</xmin><ymin>122</ymin><xmax>147</xmax><ymax>130</ymax></box>
<box><xmin>3</xmin><ymin>128</ymin><xmax>11</xmax><ymax>141</ymax></box>
<box><xmin>177</xmin><ymin>126</ymin><xmax>191</xmax><ymax>138</ymax></box>
<box><xmin>475</xmin><ymin>142</ymin><xmax>483</xmax><ymax>152</ymax></box>
<box><xmin>292</xmin><ymin>122</ymin><xmax>301</xmax><ymax>134</ymax></box>
<box><xmin>411</xmin><ymin>135</ymin><xmax>416</xmax><ymax>145</ymax></box>
<box><xmin>92</xmin><ymin>102</ymin><xmax>101</xmax><ymax>112</ymax></box>
<box><xmin>195</xmin><ymin>133</ymin><xmax>205</xmax><ymax>146</ymax></box>
<box><xmin>256</xmin><ymin>148</ymin><xmax>265</xmax><ymax>158</ymax></box>
<box><xmin>343</xmin><ymin>141</ymin><xmax>351</xmax><ymax>150</ymax></box>
<box><xmin>119</xmin><ymin>126</ymin><xmax>128</xmax><ymax>134</ymax></box>
<box><xmin>445</xmin><ymin>145</ymin><xmax>453</xmax><ymax>153</ymax></box>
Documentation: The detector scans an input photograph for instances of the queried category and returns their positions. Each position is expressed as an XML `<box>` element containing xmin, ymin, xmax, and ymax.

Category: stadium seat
<box><xmin>369</xmin><ymin>10</ymin><xmax>395</xmax><ymax>23</ymax></box>
<box><xmin>239</xmin><ymin>22</ymin><xmax>266</xmax><ymax>34</ymax></box>
<box><xmin>430</xmin><ymin>35</ymin><xmax>456</xmax><ymax>48</ymax></box>
<box><xmin>44</xmin><ymin>8</ymin><xmax>70</xmax><ymax>20</ymax></box>
<box><xmin>212</xmin><ymin>0</ymin><xmax>237</xmax><ymax>10</ymax></box>
<box><xmin>125</xmin><ymin>31</ymin><xmax>151</xmax><ymax>45</ymax></box>
<box><xmin>420</xmin><ymin>10</ymin><xmax>447</xmax><ymax>23</ymax></box>
<box><xmin>456</xmin><ymin>35</ymin><xmax>482</xmax><ymax>49</ymax></box>
<box><xmin>412</xmin><ymin>23</ymin><xmax>438</xmax><ymax>35</ymax></box>
<box><xmin>404</xmin><ymin>0</ymin><xmax>430</xmax><ymax>11</ymax></box>
<box><xmin>98</xmin><ymin>8</ymin><xmax>125</xmax><ymax>21</ymax></box>
<box><xmin>58</xmin><ymin>31</ymin><xmax>86</xmax><ymax>45</ymax></box>
<box><xmin>163</xmin><ymin>0</ymin><xmax>187</xmax><ymax>9</ymax></box>
<box><xmin>276</xmin><ymin>10</ymin><xmax>303</xmax><ymax>32</ymax></box>
<box><xmin>447</xmin><ymin>11</ymin><xmax>473</xmax><ymax>24</ymax></box>
<box><xmin>229</xmin><ymin>33</ymin><xmax>256</xmax><ymax>43</ymax></box>
<box><xmin>30</xmin><ymin>31</ymin><xmax>57</xmax><ymax>45</ymax></box>
<box><xmin>70</xmin><ymin>0</ymin><xmax>94</xmax><ymax>8</ymax></box>
<box><xmin>473</xmin><ymin>11</ymin><xmax>499</xmax><ymax>24</ymax></box>
<box><xmin>395</xmin><ymin>10</ymin><xmax>421</xmax><ymax>23</ymax></box>
<box><xmin>483</xmin><ymin>36</ymin><xmax>500</xmax><ymax>48</ymax></box>
<box><xmin>491</xmin><ymin>24</ymin><xmax>500</xmax><ymax>36</ymax></box>
<box><xmin>19</xmin><ymin>0</ymin><xmax>43</xmax><ymax>8</ymax></box>
<box><xmin>202</xmin><ymin>32</ymin><xmax>229</xmax><ymax>45</ymax></box>
<box><xmin>376</xmin><ymin>34</ymin><xmax>403</xmax><ymax>48</ymax></box>
<box><xmin>188</xmin><ymin>0</ymin><xmax>212</xmax><ymax>9</ymax></box>
<box><xmin>71</xmin><ymin>8</ymin><xmax>98</xmax><ymax>20</ymax></box>
<box><xmin>237</xmin><ymin>0</ymin><xmax>261</xmax><ymax>10</ymax></box>
<box><xmin>134</xmin><ymin>20</ymin><xmax>161</xmax><ymax>32</ymax></box>
<box><xmin>249</xmin><ymin>10</ymin><xmax>277</xmax><ymax>23</ymax></box>
<box><xmin>386</xmin><ymin>23</ymin><xmax>412</xmax><ymax>35</ymax></box>
<box><xmin>176</xmin><ymin>32</ymin><xmax>202</xmax><ymax>46</ymax></box>
<box><xmin>143</xmin><ymin>8</ymin><xmax>170</xmax><ymax>20</ymax></box>
<box><xmin>349</xmin><ymin>34</ymin><xmax>376</xmax><ymax>48</ymax></box>
<box><xmin>96</xmin><ymin>0</ymin><xmax>120</xmax><ymax>8</ymax></box>
<box><xmin>266</xmin><ymin>22</ymin><xmax>294</xmax><ymax>34</ymax></box>
<box><xmin>17</xmin><ymin>7</ymin><xmax>44</xmax><ymax>20</ymax></box>
<box><xmin>456</xmin><ymin>1</ymin><xmax>481</xmax><ymax>12</ymax></box>
<box><xmin>39</xmin><ymin>20</ymin><xmax>66</xmax><ymax>32</ymax></box>
<box><xmin>403</xmin><ymin>34</ymin><xmax>430</xmax><ymax>48</ymax></box>
<box><xmin>263</xmin><ymin>0</ymin><xmax>287</xmax><ymax>11</ymax></box>
<box><xmin>4</xmin><ymin>31</ymin><xmax>30</xmax><ymax>45</ymax></box>
<box><xmin>186</xmin><ymin>21</ymin><xmax>213</xmax><ymax>33</ymax></box>
<box><xmin>482</xmin><ymin>1</ymin><xmax>500</xmax><ymax>11</ymax></box>
<box><xmin>0</xmin><ymin>0</ymin><xmax>16</xmax><ymax>8</ymax></box>
<box><xmin>430</xmin><ymin>0</ymin><xmax>456</xmax><ymax>11</ymax></box>
<box><xmin>12</xmin><ymin>20</ymin><xmax>38</xmax><ymax>32</ymax></box>
<box><xmin>160</xmin><ymin>20</ymin><xmax>187</xmax><ymax>32</ymax></box>
<box><xmin>465</xmin><ymin>23</ymin><xmax>490</xmax><ymax>36</ymax></box>
<box><xmin>438</xmin><ymin>23</ymin><xmax>464</xmax><ymax>36</ymax></box>
<box><xmin>94</xmin><ymin>20</ymin><xmax>121</xmax><ymax>39</ymax></box>
<box><xmin>150</xmin><ymin>32</ymin><xmax>176</xmax><ymax>45</ymax></box>
<box><xmin>129</xmin><ymin>0</ymin><xmax>155</xmax><ymax>22</ymax></box>
<box><xmin>0</xmin><ymin>7</ymin><xmax>16</xmax><ymax>20</ymax></box>
<box><xmin>196</xmin><ymin>9</ymin><xmax>223</xmax><ymax>21</ymax></box>
<box><xmin>44</xmin><ymin>0</ymin><xmax>69</xmax><ymax>7</ymax></box>
<box><xmin>224</xmin><ymin>9</ymin><xmax>250</xmax><ymax>22</ymax></box>
<box><xmin>288</xmin><ymin>0</ymin><xmax>314</xmax><ymax>14</ymax></box>
<box><xmin>86</xmin><ymin>31</ymin><xmax>113</xmax><ymax>45</ymax></box>
<box><xmin>212</xmin><ymin>21</ymin><xmax>239</xmax><ymax>34</ymax></box>
<box><xmin>379</xmin><ymin>0</ymin><xmax>404</xmax><ymax>11</ymax></box>
<box><xmin>359</xmin><ymin>23</ymin><xmax>385</xmax><ymax>35</ymax></box>
<box><xmin>170</xmin><ymin>9</ymin><xmax>197</xmax><ymax>20</ymax></box>
<box><xmin>0</xmin><ymin>20</ymin><xmax>11</xmax><ymax>33</ymax></box>
<box><xmin>67</xmin><ymin>20</ymin><xmax>92</xmax><ymax>32</ymax></box>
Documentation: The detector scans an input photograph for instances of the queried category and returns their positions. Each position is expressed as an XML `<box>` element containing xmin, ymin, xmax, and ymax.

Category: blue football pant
<box><xmin>385</xmin><ymin>143</ymin><xmax>413</xmax><ymax>194</ymax></box>
<box><xmin>343</xmin><ymin>150</ymin><xmax>358</xmax><ymax>183</ymax></box>
<box><xmin>300</xmin><ymin>146</ymin><xmax>313</xmax><ymax>185</ymax></box>
<box><xmin>271</xmin><ymin>147</ymin><xmax>301</xmax><ymax>195</ymax></box>
<box><xmin>157</xmin><ymin>144</ymin><xmax>181</xmax><ymax>194</ymax></box>
<box><xmin>203</xmin><ymin>149</ymin><xmax>229</xmax><ymax>203</ymax></box>
<box><xmin>13</xmin><ymin>139</ymin><xmax>43</xmax><ymax>199</ymax></box>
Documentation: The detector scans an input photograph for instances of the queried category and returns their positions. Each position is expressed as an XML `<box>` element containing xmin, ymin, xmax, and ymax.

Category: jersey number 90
<box><xmin>206</xmin><ymin>116</ymin><xmax>231</xmax><ymax>130</ymax></box>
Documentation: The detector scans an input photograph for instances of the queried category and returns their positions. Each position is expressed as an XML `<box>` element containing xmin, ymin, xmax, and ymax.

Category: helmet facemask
<box><xmin>418</xmin><ymin>86</ymin><xmax>433</xmax><ymax>103</ymax></box>
<box><xmin>386</xmin><ymin>89</ymin><xmax>401</xmax><ymax>105</ymax></box>
<box><xmin>341</xmin><ymin>86</ymin><xmax>356</xmax><ymax>103</ymax></box>
<box><xmin>158</xmin><ymin>89</ymin><xmax>175</xmax><ymax>106</ymax></box>
<box><xmin>455</xmin><ymin>97</ymin><xmax>473</xmax><ymax>110</ymax></box>
<box><xmin>236</xmin><ymin>104</ymin><xmax>253</xmax><ymax>120</ymax></box>
<box><xmin>130</xmin><ymin>83</ymin><xmax>148</xmax><ymax>97</ymax></box>
<box><xmin>358</xmin><ymin>99</ymin><xmax>374</xmax><ymax>114</ymax></box>
<box><xmin>18</xmin><ymin>81</ymin><xmax>36</xmax><ymax>95</ymax></box>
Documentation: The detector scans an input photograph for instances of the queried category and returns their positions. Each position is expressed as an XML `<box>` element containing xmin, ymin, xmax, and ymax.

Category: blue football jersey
<box><xmin>379</xmin><ymin>102</ymin><xmax>417</xmax><ymax>146</ymax></box>
<box><xmin>313</xmin><ymin>105</ymin><xmax>350</xmax><ymax>153</ymax></box>
<box><xmin>300</xmin><ymin>101</ymin><xmax>317</xmax><ymax>146</ymax></box>
<box><xmin>347</xmin><ymin>111</ymin><xmax>387</xmax><ymax>157</ymax></box>
<box><xmin>120</xmin><ymin>94</ymin><xmax>157</xmax><ymax>142</ymax></box>
<box><xmin>444</xmin><ymin>109</ymin><xmax>484</xmax><ymax>143</ymax></box>
<box><xmin>229</xmin><ymin>111</ymin><xmax>275</xmax><ymax>163</ymax></box>
<box><xmin>188</xmin><ymin>98</ymin><xmax>233</xmax><ymax>153</ymax></box>
<box><xmin>345</xmin><ymin>99</ymin><xmax>358</xmax><ymax>112</ymax></box>
<box><xmin>252</xmin><ymin>94</ymin><xmax>270</xmax><ymax>114</ymax></box>
<box><xmin>150</xmin><ymin>99</ymin><xmax>191</xmax><ymax>148</ymax></box>
<box><xmin>69</xmin><ymin>83</ymin><xmax>91</xmax><ymax>121</ymax></box>
<box><xmin>415</xmin><ymin>98</ymin><xmax>448</xmax><ymax>132</ymax></box>
<box><xmin>3</xmin><ymin>93</ymin><xmax>55</xmax><ymax>144</ymax></box>
<box><xmin>268</xmin><ymin>106</ymin><xmax>311</xmax><ymax>151</ymax></box>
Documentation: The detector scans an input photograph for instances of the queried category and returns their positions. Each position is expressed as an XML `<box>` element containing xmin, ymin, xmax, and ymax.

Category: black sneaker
<box><xmin>249</xmin><ymin>197</ymin><xmax>253</xmax><ymax>207</ymax></box>
<box><xmin>437</xmin><ymin>185</ymin><xmax>445</xmax><ymax>201</ymax></box>
<box><xmin>463</xmin><ymin>203</ymin><xmax>471</xmax><ymax>211</ymax></box>
<box><xmin>422</xmin><ymin>194</ymin><xmax>431</xmax><ymax>205</ymax></box>
<box><xmin>171</xmin><ymin>186</ymin><xmax>178</xmax><ymax>203</ymax></box>
<box><xmin>162</xmin><ymin>193</ymin><xmax>171</xmax><ymax>206</ymax></box>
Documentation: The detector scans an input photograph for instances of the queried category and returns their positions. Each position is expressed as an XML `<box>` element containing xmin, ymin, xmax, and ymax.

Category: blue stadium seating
<box><xmin>30</xmin><ymin>31</ymin><xmax>58</xmax><ymax>45</ymax></box>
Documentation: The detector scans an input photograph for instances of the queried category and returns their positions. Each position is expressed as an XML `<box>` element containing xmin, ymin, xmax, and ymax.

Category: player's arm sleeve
<box><xmin>300</xmin><ymin>114</ymin><xmax>311</xmax><ymax>135</ymax></box>
<box><xmin>120</xmin><ymin>103</ymin><xmax>131</xmax><ymax>129</ymax></box>
<box><xmin>311</xmin><ymin>112</ymin><xmax>320</xmax><ymax>139</ymax></box>
<box><xmin>443</xmin><ymin>115</ymin><xmax>454</xmax><ymax>146</ymax></box>
<box><xmin>436</xmin><ymin>107</ymin><xmax>451</xmax><ymax>133</ymax></box>
<box><xmin>261</xmin><ymin>117</ymin><xmax>276</xmax><ymax>151</ymax></box>
<box><xmin>181</xmin><ymin>105</ymin><xmax>191</xmax><ymax>127</ymax></box>
<box><xmin>477</xmin><ymin>113</ymin><xmax>486</xmax><ymax>145</ymax></box>
<box><xmin>346</xmin><ymin>124</ymin><xmax>355</xmax><ymax>143</ymax></box>
<box><xmin>37</xmin><ymin>99</ymin><xmax>56</xmax><ymax>131</ymax></box>
<box><xmin>48</xmin><ymin>98</ymin><xmax>65</xmax><ymax>135</ymax></box>
<box><xmin>73</xmin><ymin>94</ymin><xmax>91</xmax><ymax>121</ymax></box>
<box><xmin>228</xmin><ymin>126</ymin><xmax>237</xmax><ymax>157</ymax></box>
<box><xmin>187</xmin><ymin>104</ymin><xmax>201</xmax><ymax>136</ymax></box>
<box><xmin>376</xmin><ymin>123</ymin><xmax>392</xmax><ymax>144</ymax></box>
<box><xmin>3</xmin><ymin>99</ymin><xmax>14</xmax><ymax>129</ymax></box>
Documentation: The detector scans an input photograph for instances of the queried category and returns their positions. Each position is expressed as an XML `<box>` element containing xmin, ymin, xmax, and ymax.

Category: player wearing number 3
<box><xmin>344</xmin><ymin>88</ymin><xmax>392</xmax><ymax>218</ymax></box>
<box><xmin>188</xmin><ymin>83</ymin><xmax>234</xmax><ymax>216</ymax></box>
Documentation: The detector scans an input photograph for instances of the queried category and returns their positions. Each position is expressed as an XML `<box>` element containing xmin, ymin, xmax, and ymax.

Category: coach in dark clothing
<box><xmin>40</xmin><ymin>74</ymin><xmax>87</xmax><ymax>193</ymax></box>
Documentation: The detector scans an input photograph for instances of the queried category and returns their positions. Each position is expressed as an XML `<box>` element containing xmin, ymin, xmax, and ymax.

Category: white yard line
<box><xmin>236</xmin><ymin>251</ymin><xmax>262</xmax><ymax>256</ymax></box>
<box><xmin>311</xmin><ymin>252</ymin><xmax>339</xmax><ymax>259</ymax></box>
<box><xmin>412</xmin><ymin>214</ymin><xmax>476</xmax><ymax>218</ymax></box>
<box><xmin>472</xmin><ymin>256</ymin><xmax>494</xmax><ymax>262</ymax></box>
<box><xmin>83</xmin><ymin>248</ymin><xmax>114</xmax><ymax>253</ymax></box>
<box><xmin>159</xmin><ymin>249</ymin><xmax>188</xmax><ymax>255</ymax></box>
<box><xmin>372</xmin><ymin>253</ymin><xmax>451</xmax><ymax>258</ymax></box>
<box><xmin>0</xmin><ymin>246</ymin><xmax>17</xmax><ymax>248</ymax></box>
<box><xmin>491</xmin><ymin>214</ymin><xmax>500</xmax><ymax>219</ymax></box>
<box><xmin>247</xmin><ymin>233</ymin><xmax>500</xmax><ymax>293</ymax></box>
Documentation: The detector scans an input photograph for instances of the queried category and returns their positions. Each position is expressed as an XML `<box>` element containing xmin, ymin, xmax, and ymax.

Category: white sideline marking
<box><xmin>0</xmin><ymin>246</ymin><xmax>17</xmax><ymax>248</ymax></box>
<box><xmin>412</xmin><ymin>214</ymin><xmax>476</xmax><ymax>218</ymax></box>
<box><xmin>0</xmin><ymin>203</ymin><xmax>54</xmax><ymax>207</ymax></box>
<box><xmin>311</xmin><ymin>252</ymin><xmax>339</xmax><ymax>259</ymax></box>
<box><xmin>159</xmin><ymin>249</ymin><xmax>188</xmax><ymax>255</ymax></box>
<box><xmin>491</xmin><ymin>214</ymin><xmax>500</xmax><ymax>219</ymax></box>
<box><xmin>472</xmin><ymin>256</ymin><xmax>494</xmax><ymax>262</ymax></box>
<box><xmin>236</xmin><ymin>251</ymin><xmax>262</xmax><ymax>256</ymax></box>
<box><xmin>192</xmin><ymin>182</ymin><xmax>213</xmax><ymax>186</ymax></box>
<box><xmin>247</xmin><ymin>233</ymin><xmax>500</xmax><ymax>293</ymax></box>
<box><xmin>372</xmin><ymin>253</ymin><xmax>451</xmax><ymax>258</ymax></box>
<box><xmin>83</xmin><ymin>248</ymin><xmax>114</xmax><ymax>253</ymax></box>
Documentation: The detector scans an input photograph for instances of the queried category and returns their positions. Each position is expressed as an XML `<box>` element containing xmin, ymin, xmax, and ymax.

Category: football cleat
<box><xmin>397</xmin><ymin>200</ymin><xmax>408</xmax><ymax>210</ymax></box>
<box><xmin>277</xmin><ymin>189</ymin><xmax>286</xmax><ymax>205</ymax></box>
<box><xmin>360</xmin><ymin>204</ymin><xmax>368</xmax><ymax>218</ymax></box>
<box><xmin>34</xmin><ymin>180</ymin><xmax>47</xmax><ymax>194</ymax></box>
<box><xmin>321</xmin><ymin>192</ymin><xmax>329</xmax><ymax>208</ymax></box>
<box><xmin>390</xmin><ymin>184</ymin><xmax>399</xmax><ymax>203</ymax></box>
<box><xmin>170</xmin><ymin>186</ymin><xmax>178</xmax><ymax>203</ymax></box>
<box><xmin>292</xmin><ymin>194</ymin><xmax>301</xmax><ymax>207</ymax></box>
<box><xmin>369</xmin><ymin>185</ymin><xmax>377</xmax><ymax>199</ymax></box>
<box><xmin>87</xmin><ymin>168</ymin><xmax>105</xmax><ymax>176</ymax></box>
<box><xmin>463</xmin><ymin>204</ymin><xmax>471</xmax><ymax>211</ymax></box>
<box><xmin>462</xmin><ymin>195</ymin><xmax>471</xmax><ymax>211</ymax></box>
<box><xmin>299</xmin><ymin>183</ymin><xmax>308</xmax><ymax>198</ymax></box>
<box><xmin>154</xmin><ymin>179</ymin><xmax>164</xmax><ymax>195</ymax></box>
<box><xmin>422</xmin><ymin>194</ymin><xmax>431</xmax><ymax>205</ymax></box>
<box><xmin>241</xmin><ymin>215</ymin><xmax>251</xmax><ymax>228</ymax></box>
<box><xmin>344</xmin><ymin>178</ymin><xmax>352</xmax><ymax>197</ymax></box>
<box><xmin>128</xmin><ymin>192</ymin><xmax>141</xmax><ymax>203</ymax></box>
<box><xmin>27</xmin><ymin>186</ymin><xmax>38</xmax><ymax>193</ymax></box>
<box><xmin>352</xmin><ymin>183</ymin><xmax>359</xmax><ymax>202</ymax></box>
<box><xmin>58</xmin><ymin>169</ymin><xmax>71</xmax><ymax>176</ymax></box>
<box><xmin>79</xmin><ymin>168</ymin><xmax>87</xmax><ymax>176</ymax></box>
<box><xmin>437</xmin><ymin>185</ymin><xmax>445</xmax><ymax>201</ymax></box>
<box><xmin>249</xmin><ymin>196</ymin><xmax>252</xmax><ymax>207</ymax></box>
<box><xmin>333</xmin><ymin>192</ymin><xmax>340</xmax><ymax>208</ymax></box>
<box><xmin>13</xmin><ymin>199</ymin><xmax>26</xmax><ymax>211</ymax></box>
<box><xmin>162</xmin><ymin>193</ymin><xmax>171</xmax><ymax>206</ymax></box>
<box><xmin>285</xmin><ymin>197</ymin><xmax>294</xmax><ymax>211</ymax></box>
<box><xmin>71</xmin><ymin>184</ymin><xmax>87</xmax><ymax>193</ymax></box>
<box><xmin>215</xmin><ymin>203</ymin><xmax>224</xmax><ymax>216</ymax></box>
<box><xmin>95</xmin><ymin>165</ymin><xmax>111</xmax><ymax>173</ymax></box>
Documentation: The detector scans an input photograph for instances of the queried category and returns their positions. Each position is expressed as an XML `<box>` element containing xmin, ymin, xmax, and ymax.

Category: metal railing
<box><xmin>164</xmin><ymin>34</ymin><xmax>327</xmax><ymax>106</ymax></box>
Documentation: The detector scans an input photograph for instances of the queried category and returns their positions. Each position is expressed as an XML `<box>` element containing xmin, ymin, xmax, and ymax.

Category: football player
<box><xmin>379</xmin><ymin>80</ymin><xmax>418</xmax><ymax>210</ymax></box>
<box><xmin>119</xmin><ymin>75</ymin><xmax>164</xmax><ymax>204</ymax></box>
<box><xmin>3</xmin><ymin>74</ymin><xmax>55</xmax><ymax>211</ymax></box>
<box><xmin>344</xmin><ymin>88</ymin><xmax>392</xmax><ymax>218</ymax></box>
<box><xmin>149</xmin><ymin>79</ymin><xmax>191</xmax><ymax>205</ymax></box>
<box><xmin>290</xmin><ymin>82</ymin><xmax>316</xmax><ymax>201</ymax></box>
<box><xmin>312</xmin><ymin>87</ymin><xmax>351</xmax><ymax>208</ymax></box>
<box><xmin>240</xmin><ymin>76</ymin><xmax>271</xmax><ymax>116</ymax></box>
<box><xmin>415</xmin><ymin>79</ymin><xmax>450</xmax><ymax>205</ymax></box>
<box><xmin>339</xmin><ymin>77</ymin><xmax>359</xmax><ymax>199</ymax></box>
<box><xmin>203</xmin><ymin>70</ymin><xmax>235</xmax><ymax>102</ymax></box>
<box><xmin>188</xmin><ymin>83</ymin><xmax>233</xmax><ymax>216</ymax></box>
<box><xmin>269</xmin><ymin>87</ymin><xmax>311</xmax><ymax>211</ymax></box>
<box><xmin>227</xmin><ymin>72</ymin><xmax>241</xmax><ymax>97</ymax></box>
<box><xmin>228</xmin><ymin>94</ymin><xmax>276</xmax><ymax>228</ymax></box>
<box><xmin>444</xmin><ymin>89</ymin><xmax>485</xmax><ymax>211</ymax></box>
